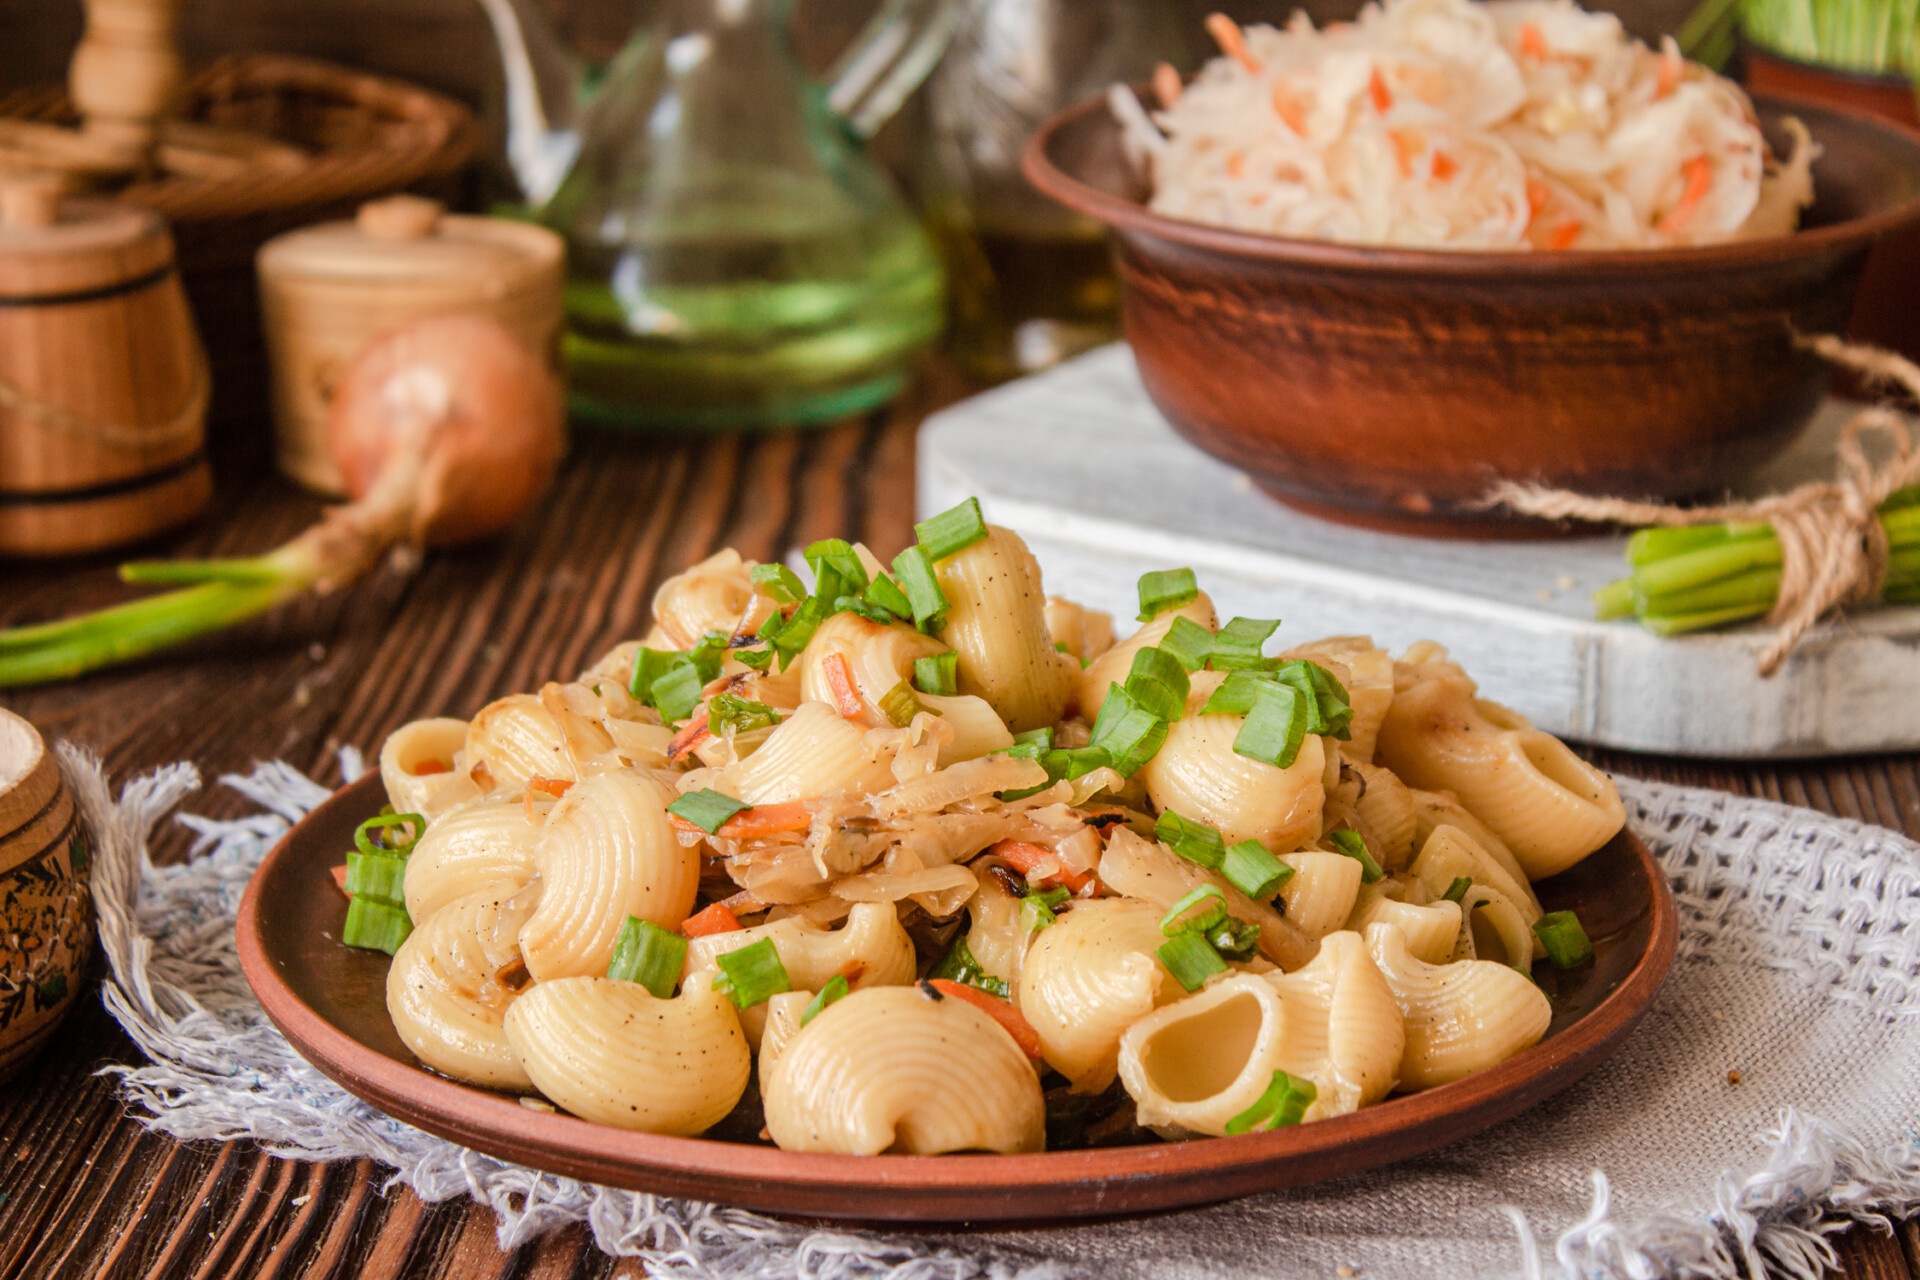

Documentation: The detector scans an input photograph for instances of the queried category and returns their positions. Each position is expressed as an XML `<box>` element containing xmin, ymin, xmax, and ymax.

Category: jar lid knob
<box><xmin>357</xmin><ymin>195</ymin><xmax>446</xmax><ymax>242</ymax></box>
<box><xmin>0</xmin><ymin>174</ymin><xmax>65</xmax><ymax>230</ymax></box>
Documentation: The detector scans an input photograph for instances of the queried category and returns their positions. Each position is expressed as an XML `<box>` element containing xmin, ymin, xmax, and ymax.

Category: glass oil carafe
<box><xmin>484</xmin><ymin>0</ymin><xmax>962</xmax><ymax>429</ymax></box>
<box><xmin>918</xmin><ymin>0</ymin><xmax>1192</xmax><ymax>382</ymax></box>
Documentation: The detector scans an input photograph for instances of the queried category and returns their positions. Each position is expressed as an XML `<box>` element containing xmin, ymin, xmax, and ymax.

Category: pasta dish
<box><xmin>340</xmin><ymin>501</ymin><xmax>1625</xmax><ymax>1153</ymax></box>
<box><xmin>1110</xmin><ymin>0</ymin><xmax>1816</xmax><ymax>250</ymax></box>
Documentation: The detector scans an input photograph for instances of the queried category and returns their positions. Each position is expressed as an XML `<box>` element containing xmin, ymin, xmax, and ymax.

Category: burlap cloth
<box><xmin>65</xmin><ymin>748</ymin><xmax>1920</xmax><ymax>1280</ymax></box>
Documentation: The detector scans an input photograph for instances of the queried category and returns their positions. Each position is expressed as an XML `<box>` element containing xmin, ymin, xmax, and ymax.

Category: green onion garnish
<box><xmin>1208</xmin><ymin>616</ymin><xmax>1281</xmax><ymax>671</ymax></box>
<box><xmin>1125</xmin><ymin>646</ymin><xmax>1190</xmax><ymax>722</ymax></box>
<box><xmin>751</xmin><ymin>562</ymin><xmax>807</xmax><ymax>604</ymax></box>
<box><xmin>1009</xmin><ymin>726</ymin><xmax>1054</xmax><ymax>754</ymax></box>
<box><xmin>1224</xmin><ymin>1070</ymin><xmax>1317</xmax><ymax>1134</ymax></box>
<box><xmin>834</xmin><ymin>594</ymin><xmax>895</xmax><ymax>626</ymax></box>
<box><xmin>1159</xmin><ymin>615</ymin><xmax>1214</xmax><ymax>671</ymax></box>
<box><xmin>1021</xmin><ymin>893</ymin><xmax>1062</xmax><ymax>931</ymax></box>
<box><xmin>771</xmin><ymin>594</ymin><xmax>828</xmax><ymax>663</ymax></box>
<box><xmin>913</xmin><ymin>651</ymin><xmax>958</xmax><ymax>696</ymax></box>
<box><xmin>1199</xmin><ymin>669</ymin><xmax>1275</xmax><ymax>717</ymax></box>
<box><xmin>1442</xmin><ymin>877</ymin><xmax>1473</xmax><ymax>904</ymax></box>
<box><xmin>708</xmin><ymin>693</ymin><xmax>779</xmax><ymax>737</ymax></box>
<box><xmin>1160</xmin><ymin>884</ymin><xmax>1229</xmax><ymax>936</ymax></box>
<box><xmin>801</xmin><ymin>974</ymin><xmax>850</xmax><ymax>1025</ymax></box>
<box><xmin>1232</xmin><ymin>680</ymin><xmax>1309</xmax><ymax>770</ymax></box>
<box><xmin>1208</xmin><ymin>916</ymin><xmax>1263</xmax><ymax>960</ymax></box>
<box><xmin>1154</xmin><ymin>809</ymin><xmax>1226</xmax><ymax>869</ymax></box>
<box><xmin>353</xmin><ymin>811</ymin><xmax>424</xmax><ymax>858</ymax></box>
<box><xmin>878</xmin><ymin>680</ymin><xmax>923</xmax><ymax>727</ymax></box>
<box><xmin>1327</xmin><ymin>828</ymin><xmax>1384</xmax><ymax>883</ymax></box>
<box><xmin>1303</xmin><ymin>661</ymin><xmax>1354</xmax><ymax>740</ymax></box>
<box><xmin>1222</xmin><ymin>840</ymin><xmax>1291</xmax><ymax>900</ymax></box>
<box><xmin>629</xmin><ymin>646</ymin><xmax>676</xmax><ymax>702</ymax></box>
<box><xmin>606</xmin><ymin>916</ymin><xmax>688</xmax><ymax>999</ymax></box>
<box><xmin>864</xmin><ymin>573</ymin><xmax>913</xmax><ymax>620</ymax></box>
<box><xmin>806</xmin><ymin>538</ymin><xmax>869</xmax><ymax>603</ymax></box>
<box><xmin>891</xmin><ymin>545</ymin><xmax>949</xmax><ymax>631</ymax></box>
<box><xmin>650</xmin><ymin>661</ymin><xmax>707</xmax><ymax>723</ymax></box>
<box><xmin>667</xmin><ymin>789</ymin><xmax>749</xmax><ymax>834</ymax></box>
<box><xmin>1088</xmin><ymin>683</ymin><xmax>1168</xmax><ymax>776</ymax></box>
<box><xmin>342</xmin><ymin>897</ymin><xmax>413</xmax><ymax>955</ymax></box>
<box><xmin>344</xmin><ymin>850</ymin><xmax>408</xmax><ymax>906</ymax></box>
<box><xmin>1041</xmin><ymin>745</ymin><xmax>1112</xmax><ymax>780</ymax></box>
<box><xmin>1532</xmin><ymin>911</ymin><xmax>1593</xmax><ymax>969</ymax></box>
<box><xmin>1157</xmin><ymin>930</ymin><xmax>1228</xmax><ymax>991</ymax></box>
<box><xmin>1136</xmin><ymin>568</ymin><xmax>1199</xmax><ymax>622</ymax></box>
<box><xmin>914</xmin><ymin>497</ymin><xmax>989</xmax><ymax>562</ymax></box>
<box><xmin>712</xmin><ymin>937</ymin><xmax>792</xmax><ymax>1009</ymax></box>
<box><xmin>928</xmin><ymin>934</ymin><xmax>1009</xmax><ymax>997</ymax></box>
<box><xmin>687</xmin><ymin>632</ymin><xmax>730</xmax><ymax>681</ymax></box>
<box><xmin>757</xmin><ymin>609</ymin><xmax>787</xmax><ymax>642</ymax></box>
<box><xmin>733</xmin><ymin>646</ymin><xmax>775</xmax><ymax>673</ymax></box>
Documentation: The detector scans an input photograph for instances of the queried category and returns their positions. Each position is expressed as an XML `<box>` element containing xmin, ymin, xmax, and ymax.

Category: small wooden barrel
<box><xmin>0</xmin><ymin>708</ymin><xmax>91</xmax><ymax>1084</ymax></box>
<box><xmin>0</xmin><ymin>176</ymin><xmax>211</xmax><ymax>557</ymax></box>
<box><xmin>259</xmin><ymin>196</ymin><xmax>564</xmax><ymax>495</ymax></box>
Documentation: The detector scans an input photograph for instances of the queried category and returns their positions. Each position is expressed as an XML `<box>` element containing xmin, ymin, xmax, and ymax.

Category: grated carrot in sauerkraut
<box><xmin>1114</xmin><ymin>0</ymin><xmax>1817</xmax><ymax>250</ymax></box>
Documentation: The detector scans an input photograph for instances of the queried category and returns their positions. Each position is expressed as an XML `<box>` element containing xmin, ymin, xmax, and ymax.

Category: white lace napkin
<box><xmin>64</xmin><ymin>747</ymin><xmax>1920</xmax><ymax>1280</ymax></box>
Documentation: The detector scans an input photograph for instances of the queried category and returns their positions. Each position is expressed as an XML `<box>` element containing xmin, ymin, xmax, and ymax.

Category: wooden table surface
<box><xmin>2</xmin><ymin>361</ymin><xmax>1917</xmax><ymax>1279</ymax></box>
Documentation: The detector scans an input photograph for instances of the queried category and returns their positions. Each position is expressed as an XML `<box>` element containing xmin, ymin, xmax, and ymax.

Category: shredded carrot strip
<box><xmin>989</xmin><ymin>838</ymin><xmax>1093</xmax><ymax>893</ymax></box>
<box><xmin>1368</xmin><ymin>67</ymin><xmax>1393</xmax><ymax>114</ymax></box>
<box><xmin>821</xmin><ymin>652</ymin><xmax>864</xmax><ymax>719</ymax></box>
<box><xmin>1432</xmin><ymin>150</ymin><xmax>1459</xmax><ymax>181</ymax></box>
<box><xmin>1271</xmin><ymin>84</ymin><xmax>1307</xmax><ymax>135</ymax></box>
<box><xmin>1518</xmin><ymin>22</ymin><xmax>1548</xmax><ymax>57</ymax></box>
<box><xmin>1206</xmin><ymin>13</ymin><xmax>1262</xmax><ymax>74</ymax></box>
<box><xmin>1659</xmin><ymin>156</ymin><xmax>1715</xmax><ymax>233</ymax></box>
<box><xmin>682</xmin><ymin>903</ymin><xmax>743</xmax><ymax>938</ymax></box>
<box><xmin>1153</xmin><ymin>62</ymin><xmax>1183</xmax><ymax>108</ymax></box>
<box><xmin>329</xmin><ymin>864</ymin><xmax>349</xmax><ymax>896</ymax></box>
<box><xmin>714</xmin><ymin>801</ymin><xmax>812</xmax><ymax>840</ymax></box>
<box><xmin>525</xmin><ymin>774</ymin><xmax>572</xmax><ymax>822</ymax></box>
<box><xmin>405</xmin><ymin>757</ymin><xmax>451</xmax><ymax>777</ymax></box>
<box><xmin>926</xmin><ymin>980</ymin><xmax>1044</xmax><ymax>1059</ymax></box>
<box><xmin>668</xmin><ymin>718</ymin><xmax>711</xmax><ymax>762</ymax></box>
<box><xmin>1388</xmin><ymin>128</ymin><xmax>1421</xmax><ymax>178</ymax></box>
<box><xmin>1546</xmin><ymin>220</ymin><xmax>1583</xmax><ymax>250</ymax></box>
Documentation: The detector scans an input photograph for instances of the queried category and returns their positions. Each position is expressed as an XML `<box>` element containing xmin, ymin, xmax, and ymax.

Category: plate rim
<box><xmin>236</xmin><ymin>771</ymin><xmax>1678</xmax><ymax>1222</ymax></box>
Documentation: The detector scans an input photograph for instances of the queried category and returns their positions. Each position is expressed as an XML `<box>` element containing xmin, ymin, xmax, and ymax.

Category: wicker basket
<box><xmin>0</xmin><ymin>55</ymin><xmax>477</xmax><ymax>441</ymax></box>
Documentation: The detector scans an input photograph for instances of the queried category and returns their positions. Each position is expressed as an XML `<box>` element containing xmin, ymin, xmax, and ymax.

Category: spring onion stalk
<box><xmin>1738</xmin><ymin>0</ymin><xmax>1919</xmax><ymax>74</ymax></box>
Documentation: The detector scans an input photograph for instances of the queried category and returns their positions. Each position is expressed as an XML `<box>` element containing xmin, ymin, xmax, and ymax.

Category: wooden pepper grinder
<box><xmin>67</xmin><ymin>0</ymin><xmax>186</xmax><ymax>165</ymax></box>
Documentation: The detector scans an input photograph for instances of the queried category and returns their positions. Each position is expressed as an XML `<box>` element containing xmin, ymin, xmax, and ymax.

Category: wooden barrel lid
<box><xmin>257</xmin><ymin>196</ymin><xmax>562</xmax><ymax>294</ymax></box>
<box><xmin>0</xmin><ymin>178</ymin><xmax>175</xmax><ymax>301</ymax></box>
<box><xmin>0</xmin><ymin>708</ymin><xmax>61</xmax><ymax>855</ymax></box>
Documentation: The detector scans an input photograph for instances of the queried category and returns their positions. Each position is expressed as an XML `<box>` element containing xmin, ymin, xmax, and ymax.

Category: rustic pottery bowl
<box><xmin>0</xmin><ymin>708</ymin><xmax>91</xmax><ymax>1083</ymax></box>
<box><xmin>1022</xmin><ymin>93</ymin><xmax>1920</xmax><ymax>534</ymax></box>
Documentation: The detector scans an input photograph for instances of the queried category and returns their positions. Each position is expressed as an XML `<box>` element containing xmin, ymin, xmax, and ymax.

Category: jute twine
<box><xmin>1487</xmin><ymin>334</ymin><xmax>1920</xmax><ymax>678</ymax></box>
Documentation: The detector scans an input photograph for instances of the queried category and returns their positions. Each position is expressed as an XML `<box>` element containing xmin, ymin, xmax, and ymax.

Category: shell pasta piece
<box><xmin>379</xmin><ymin>717</ymin><xmax>468</xmax><ymax>815</ymax></box>
<box><xmin>403</xmin><ymin>800</ymin><xmax>538</xmax><ymax>925</ymax></box>
<box><xmin>1017</xmin><ymin>898</ymin><xmax>1178</xmax><ymax>1093</ymax></box>
<box><xmin>763</xmin><ymin>985</ymin><xmax>1045</xmax><ymax>1154</ymax></box>
<box><xmin>465</xmin><ymin>693</ymin><xmax>571</xmax><ymax>792</ymax></box>
<box><xmin>711</xmin><ymin>701</ymin><xmax>898</xmax><ymax>805</ymax></box>
<box><xmin>1364</xmin><ymin>923</ymin><xmax>1551</xmax><ymax>1090</ymax></box>
<box><xmin>934</xmin><ymin>526</ymin><xmax>1080</xmax><ymax>732</ymax></box>
<box><xmin>386</xmin><ymin>888</ymin><xmax>534</xmax><ymax>1090</ymax></box>
<box><xmin>1080</xmin><ymin>593</ymin><xmax>1217</xmax><ymax>721</ymax></box>
<box><xmin>683</xmin><ymin>903</ymin><xmax>916</xmax><ymax>994</ymax></box>
<box><xmin>1276</xmin><ymin>851</ymin><xmax>1364</xmax><ymax>941</ymax></box>
<box><xmin>1142</xmin><ymin>672</ymin><xmax>1326</xmax><ymax>852</ymax></box>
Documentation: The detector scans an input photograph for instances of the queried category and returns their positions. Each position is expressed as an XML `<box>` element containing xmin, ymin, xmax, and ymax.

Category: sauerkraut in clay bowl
<box><xmin>1021</xmin><ymin>0</ymin><xmax>1920</xmax><ymax>533</ymax></box>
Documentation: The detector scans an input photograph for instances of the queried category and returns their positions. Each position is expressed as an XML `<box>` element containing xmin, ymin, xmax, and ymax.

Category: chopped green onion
<box><xmin>1224</xmin><ymin>1070</ymin><xmax>1318</xmax><ymax>1134</ymax></box>
<box><xmin>806</xmin><ymin>538</ymin><xmax>869</xmax><ymax>603</ymax></box>
<box><xmin>1088</xmin><ymin>684</ymin><xmax>1168</xmax><ymax>776</ymax></box>
<box><xmin>1040</xmin><ymin>745</ymin><xmax>1112</xmax><ymax>780</ymax></box>
<box><xmin>1533</xmin><ymin>910</ymin><xmax>1594</xmax><ymax>969</ymax></box>
<box><xmin>1154</xmin><ymin>809</ymin><xmax>1226</xmax><ymax>869</ymax></box>
<box><xmin>1021</xmin><ymin>894</ymin><xmax>1061</xmax><ymax>931</ymax></box>
<box><xmin>891</xmin><ymin>545</ymin><xmax>949</xmax><ymax>631</ymax></box>
<box><xmin>1126</xmin><ymin>646</ymin><xmax>1190</xmax><ymax>722</ymax></box>
<box><xmin>345</xmin><ymin>850</ymin><xmax>408</xmax><ymax>906</ymax></box>
<box><xmin>1160</xmin><ymin>883</ymin><xmax>1229</xmax><ymax>936</ymax></box>
<box><xmin>1208</xmin><ymin>916</ymin><xmax>1263</xmax><ymax>960</ymax></box>
<box><xmin>732</xmin><ymin>646</ymin><xmax>775</xmax><ymax>673</ymax></box>
<box><xmin>914</xmin><ymin>497</ymin><xmax>989</xmax><ymax>562</ymax></box>
<box><xmin>751</xmin><ymin>562</ymin><xmax>807</xmax><ymax>604</ymax></box>
<box><xmin>1208</xmin><ymin>617</ymin><xmax>1281</xmax><ymax>671</ymax></box>
<box><xmin>757</xmin><ymin>609</ymin><xmax>787</xmax><ymax>642</ymax></box>
<box><xmin>1011</xmin><ymin>726</ymin><xmax>1053</xmax><ymax>752</ymax></box>
<box><xmin>1327</xmin><ymin>828</ymin><xmax>1384</xmax><ymax>883</ymax></box>
<box><xmin>354</xmin><ymin>812</ymin><xmax>424</xmax><ymax>858</ymax></box>
<box><xmin>709</xmin><ymin>694</ymin><xmax>779</xmax><ymax>737</ymax></box>
<box><xmin>1027</xmin><ymin>884</ymin><xmax>1071</xmax><ymax>909</ymax></box>
<box><xmin>878</xmin><ymin>680</ymin><xmax>924</xmax><ymax>727</ymax></box>
<box><xmin>1222</xmin><ymin>840</ymin><xmax>1291</xmax><ymax>900</ymax></box>
<box><xmin>928</xmin><ymin>933</ymin><xmax>1008</xmax><ymax>997</ymax></box>
<box><xmin>801</xmin><ymin>974</ymin><xmax>850</xmax><ymax>1025</ymax></box>
<box><xmin>1442</xmin><ymin>877</ymin><xmax>1473</xmax><ymax>904</ymax></box>
<box><xmin>770</xmin><ymin>594</ymin><xmax>828</xmax><ymax>663</ymax></box>
<box><xmin>1157</xmin><ymin>930</ymin><xmax>1228</xmax><ymax>991</ymax></box>
<box><xmin>629</xmin><ymin>647</ymin><xmax>677</xmax><ymax>702</ymax></box>
<box><xmin>913</xmin><ymin>651</ymin><xmax>958</xmax><ymax>696</ymax></box>
<box><xmin>865</xmin><ymin>573</ymin><xmax>913</xmax><ymax>620</ymax></box>
<box><xmin>606</xmin><ymin>917</ymin><xmax>688</xmax><ymax>999</ymax></box>
<box><xmin>687</xmin><ymin>632</ymin><xmax>730</xmax><ymax>681</ymax></box>
<box><xmin>1159</xmin><ymin>615</ymin><xmax>1215</xmax><ymax>671</ymax></box>
<box><xmin>650</xmin><ymin>661</ymin><xmax>707</xmax><ymax>723</ymax></box>
<box><xmin>1233</xmin><ymin>681</ymin><xmax>1309</xmax><ymax>769</ymax></box>
<box><xmin>1303</xmin><ymin>662</ymin><xmax>1354</xmax><ymax>740</ymax></box>
<box><xmin>712</xmin><ymin>937</ymin><xmax>792</xmax><ymax>1009</ymax></box>
<box><xmin>667</xmin><ymin>789</ymin><xmax>749</xmax><ymax>834</ymax></box>
<box><xmin>1200</xmin><ymin>669</ymin><xmax>1275</xmax><ymax>717</ymax></box>
<box><xmin>1137</xmin><ymin>568</ymin><xmax>1199</xmax><ymax>622</ymax></box>
<box><xmin>342</xmin><ymin>897</ymin><xmax>412</xmax><ymax>955</ymax></box>
<box><xmin>834</xmin><ymin>594</ymin><xmax>895</xmax><ymax>625</ymax></box>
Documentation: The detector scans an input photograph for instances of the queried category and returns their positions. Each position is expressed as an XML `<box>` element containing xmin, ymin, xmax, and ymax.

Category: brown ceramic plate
<box><xmin>238</xmin><ymin>772</ymin><xmax>1676</xmax><ymax>1222</ymax></box>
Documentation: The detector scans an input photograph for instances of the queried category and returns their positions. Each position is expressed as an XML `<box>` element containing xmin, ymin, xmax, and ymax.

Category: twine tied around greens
<box><xmin>1486</xmin><ymin>334</ymin><xmax>1920</xmax><ymax>677</ymax></box>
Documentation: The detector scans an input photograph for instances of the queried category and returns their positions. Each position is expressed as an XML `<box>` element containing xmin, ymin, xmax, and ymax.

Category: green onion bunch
<box><xmin>1739</xmin><ymin>0</ymin><xmax>1919</xmax><ymax>75</ymax></box>
<box><xmin>1592</xmin><ymin>484</ymin><xmax>1920</xmax><ymax>636</ymax></box>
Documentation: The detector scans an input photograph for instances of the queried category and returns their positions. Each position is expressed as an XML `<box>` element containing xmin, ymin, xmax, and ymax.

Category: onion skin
<box><xmin>327</xmin><ymin>315</ymin><xmax>565</xmax><ymax>547</ymax></box>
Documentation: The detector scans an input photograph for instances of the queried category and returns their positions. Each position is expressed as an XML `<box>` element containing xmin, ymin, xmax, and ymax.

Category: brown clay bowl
<box><xmin>237</xmin><ymin>772</ymin><xmax>1676</xmax><ymax>1222</ymax></box>
<box><xmin>1022</xmin><ymin>92</ymin><xmax>1920</xmax><ymax>535</ymax></box>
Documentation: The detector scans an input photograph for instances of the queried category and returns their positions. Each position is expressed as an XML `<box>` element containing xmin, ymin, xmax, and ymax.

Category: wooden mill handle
<box><xmin>0</xmin><ymin>176</ymin><xmax>65</xmax><ymax>230</ymax></box>
<box><xmin>68</xmin><ymin>0</ymin><xmax>186</xmax><ymax>162</ymax></box>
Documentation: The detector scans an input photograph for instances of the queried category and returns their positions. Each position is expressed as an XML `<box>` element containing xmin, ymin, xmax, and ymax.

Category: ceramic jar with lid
<box><xmin>257</xmin><ymin>195</ymin><xmax>565</xmax><ymax>495</ymax></box>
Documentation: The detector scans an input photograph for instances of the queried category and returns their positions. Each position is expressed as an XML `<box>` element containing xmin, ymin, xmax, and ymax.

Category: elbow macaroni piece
<box><xmin>1079</xmin><ymin>593</ymin><xmax>1217</xmax><ymax>720</ymax></box>
<box><xmin>504</xmin><ymin>975</ymin><xmax>751</xmax><ymax>1133</ymax></box>
<box><xmin>1017</xmin><ymin>899</ymin><xmax>1177</xmax><ymax>1093</ymax></box>
<box><xmin>713</xmin><ymin>701</ymin><xmax>898</xmax><ymax>804</ymax></box>
<box><xmin>647</xmin><ymin>549</ymin><xmax>754</xmax><ymax>651</ymax></box>
<box><xmin>1364</xmin><ymin>923</ymin><xmax>1551</xmax><ymax>1089</ymax></box>
<box><xmin>1377</xmin><ymin>660</ymin><xmax>1624</xmax><ymax>879</ymax></box>
<box><xmin>380</xmin><ymin>717</ymin><xmax>469</xmax><ymax>816</ymax></box>
<box><xmin>387</xmin><ymin>888</ymin><xmax>533</xmax><ymax>1090</ymax></box>
<box><xmin>756</xmin><ymin>989</ymin><xmax>815</xmax><ymax>1076</ymax></box>
<box><xmin>465</xmin><ymin>694</ymin><xmax>571</xmax><ymax>793</ymax></box>
<box><xmin>763</xmin><ymin>985</ymin><xmax>1045</xmax><ymax>1154</ymax></box>
<box><xmin>520</xmin><ymin>770</ymin><xmax>698</xmax><ymax>981</ymax></box>
<box><xmin>1142</xmin><ymin>673</ymin><xmax>1326</xmax><ymax>852</ymax></box>
<box><xmin>935</xmin><ymin>526</ymin><xmax>1080</xmax><ymax>732</ymax></box>
<box><xmin>404</xmin><ymin>800</ymin><xmax>538</xmax><ymax>925</ymax></box>
<box><xmin>684</xmin><ymin>902</ymin><xmax>917</xmax><ymax>995</ymax></box>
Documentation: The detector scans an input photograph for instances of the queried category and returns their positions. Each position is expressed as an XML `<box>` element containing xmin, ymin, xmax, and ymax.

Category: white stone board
<box><xmin>918</xmin><ymin>344</ymin><xmax>1920</xmax><ymax>759</ymax></box>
